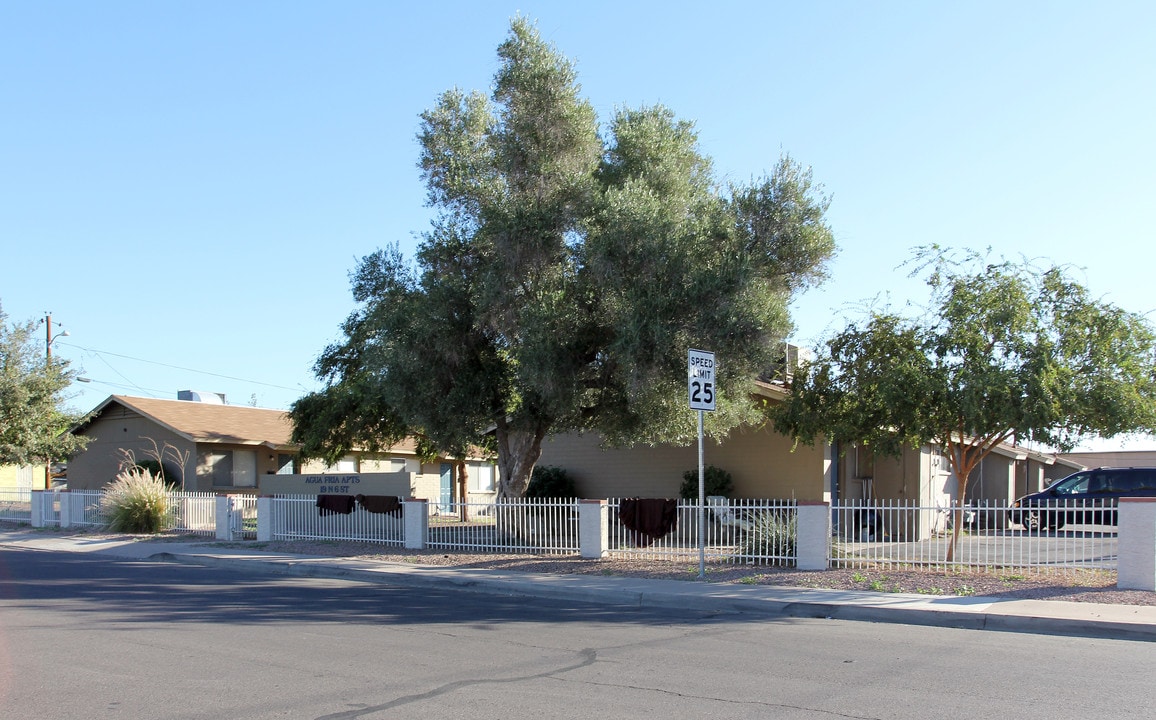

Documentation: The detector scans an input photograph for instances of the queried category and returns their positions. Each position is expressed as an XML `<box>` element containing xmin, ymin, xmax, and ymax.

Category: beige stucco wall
<box><xmin>536</xmin><ymin>425</ymin><xmax>828</xmax><ymax>501</ymax></box>
<box><xmin>67</xmin><ymin>410</ymin><xmax>196</xmax><ymax>491</ymax></box>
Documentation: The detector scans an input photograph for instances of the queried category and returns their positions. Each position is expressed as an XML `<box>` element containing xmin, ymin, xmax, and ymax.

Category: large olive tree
<box><xmin>292</xmin><ymin>18</ymin><xmax>836</xmax><ymax>496</ymax></box>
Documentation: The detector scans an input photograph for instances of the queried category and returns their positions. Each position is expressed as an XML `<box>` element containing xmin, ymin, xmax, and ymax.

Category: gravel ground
<box><xmin>247</xmin><ymin>538</ymin><xmax>1156</xmax><ymax>607</ymax></box>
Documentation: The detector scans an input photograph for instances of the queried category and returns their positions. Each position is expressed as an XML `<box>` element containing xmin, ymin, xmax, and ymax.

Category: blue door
<box><xmin>439</xmin><ymin>463</ymin><xmax>453</xmax><ymax>514</ymax></box>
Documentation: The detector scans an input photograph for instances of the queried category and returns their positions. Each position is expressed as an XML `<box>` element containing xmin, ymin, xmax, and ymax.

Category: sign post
<box><xmin>688</xmin><ymin>349</ymin><xmax>716</xmax><ymax>579</ymax></box>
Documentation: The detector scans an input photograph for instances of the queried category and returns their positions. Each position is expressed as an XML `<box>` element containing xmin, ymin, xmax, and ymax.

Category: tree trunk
<box><xmin>494</xmin><ymin>418</ymin><xmax>548</xmax><ymax>498</ymax></box>
<box><xmin>456</xmin><ymin>460</ymin><xmax>469</xmax><ymax>522</ymax></box>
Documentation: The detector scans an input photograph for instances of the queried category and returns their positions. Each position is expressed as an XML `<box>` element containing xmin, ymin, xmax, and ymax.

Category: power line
<box><xmin>58</xmin><ymin>341</ymin><xmax>308</xmax><ymax>392</ymax></box>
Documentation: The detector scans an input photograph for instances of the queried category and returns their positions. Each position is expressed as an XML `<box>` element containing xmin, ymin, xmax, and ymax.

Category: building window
<box><xmin>277</xmin><ymin>454</ymin><xmax>297</xmax><ymax>475</ymax></box>
<box><xmin>324</xmin><ymin>455</ymin><xmax>357</xmax><ymax>473</ymax></box>
<box><xmin>199</xmin><ymin>449</ymin><xmax>257</xmax><ymax>487</ymax></box>
<box><xmin>469</xmin><ymin>462</ymin><xmax>496</xmax><ymax>493</ymax></box>
<box><xmin>200</xmin><ymin>451</ymin><xmax>233</xmax><ymax>487</ymax></box>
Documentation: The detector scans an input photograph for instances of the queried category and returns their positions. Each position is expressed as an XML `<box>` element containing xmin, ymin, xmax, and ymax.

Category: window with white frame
<box><xmin>469</xmin><ymin>462</ymin><xmax>496</xmax><ymax>493</ymax></box>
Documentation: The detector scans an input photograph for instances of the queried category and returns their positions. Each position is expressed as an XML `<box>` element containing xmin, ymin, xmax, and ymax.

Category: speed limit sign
<box><xmin>687</xmin><ymin>349</ymin><xmax>716</xmax><ymax>411</ymax></box>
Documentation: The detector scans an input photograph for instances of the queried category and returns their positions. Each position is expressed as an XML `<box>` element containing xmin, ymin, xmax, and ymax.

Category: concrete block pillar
<box><xmin>404</xmin><ymin>498</ymin><xmax>428</xmax><ymax>550</ymax></box>
<box><xmin>59</xmin><ymin>491</ymin><xmax>72</xmax><ymax>529</ymax></box>
<box><xmin>257</xmin><ymin>496</ymin><xmax>273</xmax><ymax>542</ymax></box>
<box><xmin>796</xmin><ymin>501</ymin><xmax>831</xmax><ymax>571</ymax></box>
<box><xmin>215</xmin><ymin>495</ymin><xmax>233</xmax><ymax>540</ymax></box>
<box><xmin>1118</xmin><ymin>498</ymin><xmax>1156</xmax><ymax>591</ymax></box>
<box><xmin>579</xmin><ymin>499</ymin><xmax>609</xmax><ymax>559</ymax></box>
<box><xmin>30</xmin><ymin>490</ymin><xmax>45</xmax><ymax>528</ymax></box>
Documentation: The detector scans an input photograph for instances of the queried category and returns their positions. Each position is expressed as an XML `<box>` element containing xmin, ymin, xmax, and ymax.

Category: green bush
<box><xmin>101</xmin><ymin>468</ymin><xmax>170</xmax><ymax>533</ymax></box>
<box><xmin>679</xmin><ymin>465</ymin><xmax>734</xmax><ymax>499</ymax></box>
<box><xmin>524</xmin><ymin>465</ymin><xmax>577</xmax><ymax>498</ymax></box>
<box><xmin>740</xmin><ymin>511</ymin><xmax>797</xmax><ymax>562</ymax></box>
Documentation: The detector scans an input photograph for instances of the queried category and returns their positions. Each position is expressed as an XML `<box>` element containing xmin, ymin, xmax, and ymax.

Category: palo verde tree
<box><xmin>771</xmin><ymin>247</ymin><xmax>1156</xmax><ymax>556</ymax></box>
<box><xmin>292</xmin><ymin>18</ymin><xmax>836</xmax><ymax>496</ymax></box>
<box><xmin>0</xmin><ymin>303</ymin><xmax>88</xmax><ymax>474</ymax></box>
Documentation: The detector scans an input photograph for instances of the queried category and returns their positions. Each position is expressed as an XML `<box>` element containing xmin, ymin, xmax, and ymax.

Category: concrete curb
<box><xmin>146</xmin><ymin>548</ymin><xmax>1156</xmax><ymax>642</ymax></box>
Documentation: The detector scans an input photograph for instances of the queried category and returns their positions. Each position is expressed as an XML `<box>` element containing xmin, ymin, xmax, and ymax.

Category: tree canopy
<box><xmin>291</xmin><ymin>18</ymin><xmax>836</xmax><ymax>496</ymax></box>
<box><xmin>0</xmin><ymin>304</ymin><xmax>88</xmax><ymax>467</ymax></box>
<box><xmin>771</xmin><ymin>247</ymin><xmax>1156</xmax><ymax>549</ymax></box>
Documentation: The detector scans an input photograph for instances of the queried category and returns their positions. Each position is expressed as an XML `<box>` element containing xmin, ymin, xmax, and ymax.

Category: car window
<box><xmin>1087</xmin><ymin>473</ymin><xmax>1113</xmax><ymax>494</ymax></box>
<box><xmin>1052</xmin><ymin>473</ymin><xmax>1089</xmax><ymax>495</ymax></box>
<box><xmin>1109</xmin><ymin>473</ymin><xmax>1143</xmax><ymax>493</ymax></box>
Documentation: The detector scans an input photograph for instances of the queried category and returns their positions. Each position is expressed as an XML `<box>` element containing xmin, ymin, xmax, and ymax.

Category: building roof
<box><xmin>71</xmin><ymin>395</ymin><xmax>426</xmax><ymax>455</ymax></box>
<box><xmin>74</xmin><ymin>395</ymin><xmax>296</xmax><ymax>449</ymax></box>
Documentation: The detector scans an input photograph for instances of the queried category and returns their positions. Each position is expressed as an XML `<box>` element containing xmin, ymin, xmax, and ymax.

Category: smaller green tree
<box><xmin>679</xmin><ymin>465</ymin><xmax>734</xmax><ymax>500</ymax></box>
<box><xmin>0</xmin><ymin>304</ymin><xmax>87</xmax><ymax>473</ymax></box>
<box><xmin>524</xmin><ymin>465</ymin><xmax>577</xmax><ymax>499</ymax></box>
<box><xmin>772</xmin><ymin>248</ymin><xmax>1156</xmax><ymax>558</ymax></box>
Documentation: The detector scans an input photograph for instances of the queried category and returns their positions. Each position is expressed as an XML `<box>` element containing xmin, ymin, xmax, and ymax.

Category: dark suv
<box><xmin>1008</xmin><ymin>467</ymin><xmax>1156</xmax><ymax>531</ymax></box>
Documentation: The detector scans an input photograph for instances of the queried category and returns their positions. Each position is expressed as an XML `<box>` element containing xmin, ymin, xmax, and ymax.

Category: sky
<box><xmin>2</xmin><ymin>1</ymin><xmax>1154</xmax><ymax>452</ymax></box>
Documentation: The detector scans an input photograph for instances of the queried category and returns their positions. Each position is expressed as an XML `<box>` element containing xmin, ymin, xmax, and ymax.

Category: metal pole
<box><xmin>698</xmin><ymin>408</ymin><xmax>705</xmax><ymax>579</ymax></box>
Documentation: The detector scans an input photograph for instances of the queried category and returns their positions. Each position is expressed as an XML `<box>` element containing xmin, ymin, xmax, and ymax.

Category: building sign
<box><xmin>259</xmin><ymin>471</ymin><xmax>412</xmax><ymax>497</ymax></box>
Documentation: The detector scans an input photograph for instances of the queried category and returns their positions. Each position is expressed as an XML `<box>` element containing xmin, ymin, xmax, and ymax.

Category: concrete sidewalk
<box><xmin>2</xmin><ymin>529</ymin><xmax>1154</xmax><ymax>641</ymax></box>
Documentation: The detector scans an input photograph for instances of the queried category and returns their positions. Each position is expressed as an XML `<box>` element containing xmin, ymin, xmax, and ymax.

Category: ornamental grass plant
<box><xmin>100</xmin><ymin>467</ymin><xmax>170</xmax><ymax>533</ymax></box>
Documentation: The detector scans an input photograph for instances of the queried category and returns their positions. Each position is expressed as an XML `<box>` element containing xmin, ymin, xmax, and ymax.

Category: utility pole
<box><xmin>41</xmin><ymin>313</ymin><xmax>68</xmax><ymax>489</ymax></box>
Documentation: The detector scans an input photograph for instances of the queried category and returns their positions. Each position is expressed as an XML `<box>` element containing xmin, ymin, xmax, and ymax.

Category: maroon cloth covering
<box><xmin>618</xmin><ymin>498</ymin><xmax>679</xmax><ymax>547</ymax></box>
<box><xmin>316</xmin><ymin>494</ymin><xmax>355</xmax><ymax>516</ymax></box>
<box><xmin>356</xmin><ymin>495</ymin><xmax>403</xmax><ymax>516</ymax></box>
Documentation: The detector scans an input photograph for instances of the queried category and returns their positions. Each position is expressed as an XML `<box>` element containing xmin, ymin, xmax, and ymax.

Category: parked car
<box><xmin>1008</xmin><ymin>467</ymin><xmax>1156</xmax><ymax>531</ymax></box>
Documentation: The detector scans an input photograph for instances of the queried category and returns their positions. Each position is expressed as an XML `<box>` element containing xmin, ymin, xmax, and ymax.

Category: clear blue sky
<box><xmin>3</xmin><ymin>2</ymin><xmax>1153</xmax><ymax>451</ymax></box>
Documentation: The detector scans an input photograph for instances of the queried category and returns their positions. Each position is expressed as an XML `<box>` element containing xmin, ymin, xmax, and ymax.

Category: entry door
<box><xmin>439</xmin><ymin>463</ymin><xmax>453</xmax><ymax>513</ymax></box>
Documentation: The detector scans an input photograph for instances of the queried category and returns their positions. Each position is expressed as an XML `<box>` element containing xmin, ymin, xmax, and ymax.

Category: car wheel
<box><xmin>1023</xmin><ymin>510</ymin><xmax>1045</xmax><ymax>532</ymax></box>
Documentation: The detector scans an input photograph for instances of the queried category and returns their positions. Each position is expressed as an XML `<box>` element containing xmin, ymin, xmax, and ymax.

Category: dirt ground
<box><xmin>250</xmin><ymin>538</ymin><xmax>1156</xmax><ymax>607</ymax></box>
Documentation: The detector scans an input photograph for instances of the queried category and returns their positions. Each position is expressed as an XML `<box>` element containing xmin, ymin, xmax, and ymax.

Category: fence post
<box><xmin>578</xmin><ymin>499</ymin><xmax>609</xmax><ymax>559</ymax></box>
<box><xmin>796</xmin><ymin>501</ymin><xmax>831</xmax><ymax>570</ymax></box>
<box><xmin>215</xmin><ymin>495</ymin><xmax>233</xmax><ymax>540</ymax></box>
<box><xmin>257</xmin><ymin>496</ymin><xmax>272</xmax><ymax>542</ymax></box>
<box><xmin>1118</xmin><ymin>498</ymin><xmax>1156</xmax><ymax>591</ymax></box>
<box><xmin>30</xmin><ymin>490</ymin><xmax>45</xmax><ymax>528</ymax></box>
<box><xmin>58</xmin><ymin>490</ymin><xmax>72</xmax><ymax>529</ymax></box>
<box><xmin>404</xmin><ymin>498</ymin><xmax>428</xmax><ymax>550</ymax></box>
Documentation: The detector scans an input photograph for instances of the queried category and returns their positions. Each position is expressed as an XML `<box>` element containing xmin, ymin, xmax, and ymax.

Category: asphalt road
<box><xmin>1</xmin><ymin>547</ymin><xmax>1152</xmax><ymax>720</ymax></box>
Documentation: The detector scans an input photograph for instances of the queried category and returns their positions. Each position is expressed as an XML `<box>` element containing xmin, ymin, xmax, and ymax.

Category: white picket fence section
<box><xmin>168</xmin><ymin>492</ymin><xmax>219</xmax><ymax>536</ymax></box>
<box><xmin>268</xmin><ymin>495</ymin><xmax>405</xmax><ymax>546</ymax></box>
<box><xmin>607</xmin><ymin>498</ymin><xmax>798</xmax><ymax>566</ymax></box>
<box><xmin>0</xmin><ymin>488</ymin><xmax>33</xmax><ymax>521</ymax></box>
<box><xmin>426</xmin><ymin>499</ymin><xmax>579</xmax><ymax>555</ymax></box>
<box><xmin>12</xmin><ymin>491</ymin><xmax>1143</xmax><ymax>578</ymax></box>
<box><xmin>66</xmin><ymin>490</ymin><xmax>105</xmax><ymax>526</ymax></box>
<box><xmin>831</xmin><ymin>499</ymin><xmax>1118</xmax><ymax>571</ymax></box>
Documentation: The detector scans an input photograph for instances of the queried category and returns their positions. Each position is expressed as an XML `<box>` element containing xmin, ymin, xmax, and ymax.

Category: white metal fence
<box><xmin>67</xmin><ymin>490</ymin><xmax>105</xmax><ymax>526</ymax></box>
<box><xmin>608</xmin><ymin>498</ymin><xmax>798</xmax><ymax>566</ymax></box>
<box><xmin>0</xmin><ymin>489</ymin><xmax>33</xmax><ymax>521</ymax></box>
<box><xmin>167</xmin><ymin>492</ymin><xmax>219</xmax><ymax>536</ymax></box>
<box><xmin>831</xmin><ymin>500</ymin><xmax>1119</xmax><ymax>571</ymax></box>
<box><xmin>427</xmin><ymin>498</ymin><xmax>580</xmax><ymax>555</ymax></box>
<box><xmin>269</xmin><ymin>495</ymin><xmax>406</xmax><ymax>546</ymax></box>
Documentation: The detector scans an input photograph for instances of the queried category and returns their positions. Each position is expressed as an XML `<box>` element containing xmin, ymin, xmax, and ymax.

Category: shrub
<box><xmin>739</xmin><ymin>511</ymin><xmax>797</xmax><ymax>562</ymax></box>
<box><xmin>679</xmin><ymin>465</ymin><xmax>734</xmax><ymax>499</ymax></box>
<box><xmin>101</xmin><ymin>467</ymin><xmax>170</xmax><ymax>533</ymax></box>
<box><xmin>524</xmin><ymin>465</ymin><xmax>577</xmax><ymax>498</ymax></box>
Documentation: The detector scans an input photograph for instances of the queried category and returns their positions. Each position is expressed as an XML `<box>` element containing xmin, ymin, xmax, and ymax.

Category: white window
<box><xmin>233</xmin><ymin>450</ymin><xmax>256</xmax><ymax>487</ymax></box>
<box><xmin>469</xmin><ymin>462</ymin><xmax>496</xmax><ymax>493</ymax></box>
<box><xmin>325</xmin><ymin>455</ymin><xmax>358</xmax><ymax>473</ymax></box>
